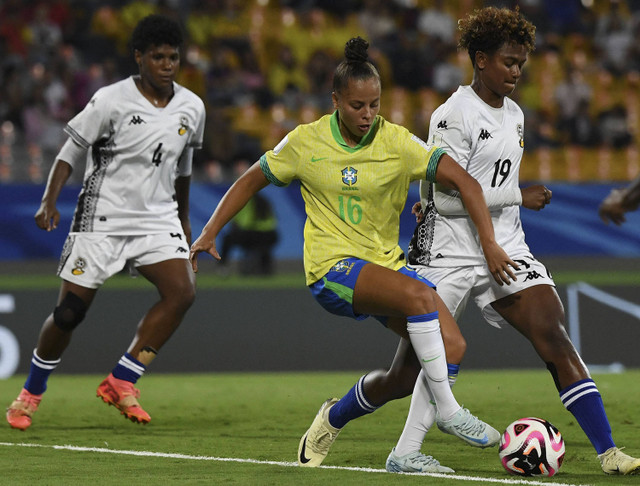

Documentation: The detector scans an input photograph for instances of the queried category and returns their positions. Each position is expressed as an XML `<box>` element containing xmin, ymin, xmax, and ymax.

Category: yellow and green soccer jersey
<box><xmin>260</xmin><ymin>112</ymin><xmax>445</xmax><ymax>285</ymax></box>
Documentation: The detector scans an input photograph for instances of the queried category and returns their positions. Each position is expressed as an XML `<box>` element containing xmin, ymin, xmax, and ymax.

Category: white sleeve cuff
<box><xmin>434</xmin><ymin>186</ymin><xmax>522</xmax><ymax>215</ymax></box>
<box><xmin>55</xmin><ymin>137</ymin><xmax>88</xmax><ymax>170</ymax></box>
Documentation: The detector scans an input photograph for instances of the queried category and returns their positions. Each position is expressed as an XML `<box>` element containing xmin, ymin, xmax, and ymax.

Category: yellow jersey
<box><xmin>260</xmin><ymin>112</ymin><xmax>444</xmax><ymax>285</ymax></box>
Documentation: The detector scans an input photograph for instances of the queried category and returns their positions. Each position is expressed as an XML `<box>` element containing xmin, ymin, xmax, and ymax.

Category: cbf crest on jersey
<box><xmin>341</xmin><ymin>166</ymin><xmax>357</xmax><ymax>186</ymax></box>
<box><xmin>331</xmin><ymin>259</ymin><xmax>355</xmax><ymax>274</ymax></box>
<box><xmin>517</xmin><ymin>123</ymin><xmax>524</xmax><ymax>148</ymax></box>
<box><xmin>178</xmin><ymin>116</ymin><xmax>189</xmax><ymax>136</ymax></box>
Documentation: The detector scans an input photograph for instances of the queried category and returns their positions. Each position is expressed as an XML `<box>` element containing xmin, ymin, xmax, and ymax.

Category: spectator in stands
<box><xmin>594</xmin><ymin>0</ymin><xmax>633</xmax><ymax>75</ymax></box>
<box><xmin>597</xmin><ymin>104</ymin><xmax>633</xmax><ymax>148</ymax></box>
<box><xmin>553</xmin><ymin>65</ymin><xmax>592</xmax><ymax>143</ymax></box>
<box><xmin>218</xmin><ymin>186</ymin><xmax>279</xmax><ymax>275</ymax></box>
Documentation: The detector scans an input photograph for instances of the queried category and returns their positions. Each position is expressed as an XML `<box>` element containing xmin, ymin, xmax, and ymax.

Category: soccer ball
<box><xmin>499</xmin><ymin>417</ymin><xmax>565</xmax><ymax>477</ymax></box>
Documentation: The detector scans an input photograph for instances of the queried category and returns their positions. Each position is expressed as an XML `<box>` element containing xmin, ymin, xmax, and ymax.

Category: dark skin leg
<box><xmin>359</xmin><ymin>292</ymin><xmax>468</xmax><ymax>406</ymax></box>
<box><xmin>491</xmin><ymin>284</ymin><xmax>588</xmax><ymax>390</ymax></box>
<box><xmin>35</xmin><ymin>281</ymin><xmax>97</xmax><ymax>361</ymax></box>
<box><xmin>35</xmin><ymin>259</ymin><xmax>195</xmax><ymax>367</ymax></box>
<box><xmin>359</xmin><ymin>284</ymin><xmax>584</xmax><ymax>408</ymax></box>
<box><xmin>128</xmin><ymin>258</ymin><xmax>196</xmax><ymax>364</ymax></box>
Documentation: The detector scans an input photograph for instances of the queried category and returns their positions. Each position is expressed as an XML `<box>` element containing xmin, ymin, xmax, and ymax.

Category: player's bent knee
<box><xmin>53</xmin><ymin>291</ymin><xmax>87</xmax><ymax>331</ymax></box>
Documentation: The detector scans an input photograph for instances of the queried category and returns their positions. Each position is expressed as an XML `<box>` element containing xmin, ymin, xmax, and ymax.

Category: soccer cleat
<box><xmin>298</xmin><ymin>398</ymin><xmax>341</xmax><ymax>467</ymax></box>
<box><xmin>96</xmin><ymin>373</ymin><xmax>151</xmax><ymax>424</ymax></box>
<box><xmin>386</xmin><ymin>448</ymin><xmax>455</xmax><ymax>473</ymax></box>
<box><xmin>436</xmin><ymin>407</ymin><xmax>500</xmax><ymax>448</ymax></box>
<box><xmin>6</xmin><ymin>388</ymin><xmax>43</xmax><ymax>431</ymax></box>
<box><xmin>599</xmin><ymin>447</ymin><xmax>640</xmax><ymax>475</ymax></box>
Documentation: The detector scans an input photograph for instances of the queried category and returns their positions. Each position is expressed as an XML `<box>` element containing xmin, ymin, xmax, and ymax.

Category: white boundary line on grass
<box><xmin>0</xmin><ymin>441</ymin><xmax>592</xmax><ymax>486</ymax></box>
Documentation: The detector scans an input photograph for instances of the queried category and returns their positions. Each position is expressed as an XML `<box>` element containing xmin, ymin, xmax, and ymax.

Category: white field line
<box><xmin>0</xmin><ymin>441</ymin><xmax>592</xmax><ymax>486</ymax></box>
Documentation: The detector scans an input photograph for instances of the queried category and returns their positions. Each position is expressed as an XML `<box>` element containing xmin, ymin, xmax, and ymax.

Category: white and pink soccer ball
<box><xmin>499</xmin><ymin>417</ymin><xmax>565</xmax><ymax>477</ymax></box>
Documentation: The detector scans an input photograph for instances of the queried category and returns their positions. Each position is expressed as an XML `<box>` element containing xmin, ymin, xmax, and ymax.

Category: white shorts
<box><xmin>410</xmin><ymin>255</ymin><xmax>555</xmax><ymax>328</ymax></box>
<box><xmin>57</xmin><ymin>232</ymin><xmax>189</xmax><ymax>289</ymax></box>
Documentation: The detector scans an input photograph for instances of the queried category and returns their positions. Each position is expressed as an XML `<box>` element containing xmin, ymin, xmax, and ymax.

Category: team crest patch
<box><xmin>178</xmin><ymin>116</ymin><xmax>189</xmax><ymax>136</ymax></box>
<box><xmin>71</xmin><ymin>257</ymin><xmax>86</xmax><ymax>276</ymax></box>
<box><xmin>517</xmin><ymin>123</ymin><xmax>524</xmax><ymax>148</ymax></box>
<box><xmin>341</xmin><ymin>167</ymin><xmax>357</xmax><ymax>186</ymax></box>
<box><xmin>331</xmin><ymin>260</ymin><xmax>355</xmax><ymax>274</ymax></box>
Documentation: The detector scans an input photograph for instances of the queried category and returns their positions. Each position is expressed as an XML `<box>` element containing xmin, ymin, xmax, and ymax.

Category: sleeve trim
<box><xmin>259</xmin><ymin>155</ymin><xmax>287</xmax><ymax>186</ymax></box>
<box><xmin>426</xmin><ymin>147</ymin><xmax>446</xmax><ymax>182</ymax></box>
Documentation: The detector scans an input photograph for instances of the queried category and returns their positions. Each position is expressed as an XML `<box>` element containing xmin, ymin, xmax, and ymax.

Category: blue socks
<box><xmin>447</xmin><ymin>363</ymin><xmax>460</xmax><ymax>387</ymax></box>
<box><xmin>328</xmin><ymin>375</ymin><xmax>378</xmax><ymax>429</ymax></box>
<box><xmin>111</xmin><ymin>353</ymin><xmax>146</xmax><ymax>384</ymax></box>
<box><xmin>24</xmin><ymin>349</ymin><xmax>61</xmax><ymax>395</ymax></box>
<box><xmin>560</xmin><ymin>378</ymin><xmax>614</xmax><ymax>454</ymax></box>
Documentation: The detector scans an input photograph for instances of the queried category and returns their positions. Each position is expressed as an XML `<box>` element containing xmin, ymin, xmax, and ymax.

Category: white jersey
<box><xmin>64</xmin><ymin>76</ymin><xmax>205</xmax><ymax>235</ymax></box>
<box><xmin>408</xmin><ymin>85</ymin><xmax>529</xmax><ymax>267</ymax></box>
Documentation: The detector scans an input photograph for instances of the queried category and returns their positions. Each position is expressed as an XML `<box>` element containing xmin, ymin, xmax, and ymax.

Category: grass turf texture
<box><xmin>1</xmin><ymin>370</ymin><xmax>639</xmax><ymax>485</ymax></box>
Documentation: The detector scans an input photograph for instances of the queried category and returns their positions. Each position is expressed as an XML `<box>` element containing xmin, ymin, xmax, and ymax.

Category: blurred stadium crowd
<box><xmin>1</xmin><ymin>0</ymin><xmax>640</xmax><ymax>183</ymax></box>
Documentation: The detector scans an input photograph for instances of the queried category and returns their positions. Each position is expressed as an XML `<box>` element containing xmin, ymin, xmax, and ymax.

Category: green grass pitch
<box><xmin>2</xmin><ymin>370</ymin><xmax>640</xmax><ymax>485</ymax></box>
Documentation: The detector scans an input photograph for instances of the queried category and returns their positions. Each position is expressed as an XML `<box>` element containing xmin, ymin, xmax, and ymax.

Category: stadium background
<box><xmin>0</xmin><ymin>0</ymin><xmax>639</xmax><ymax>376</ymax></box>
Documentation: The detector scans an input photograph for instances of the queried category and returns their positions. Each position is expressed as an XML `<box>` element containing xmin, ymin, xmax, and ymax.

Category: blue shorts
<box><xmin>309</xmin><ymin>257</ymin><xmax>436</xmax><ymax>325</ymax></box>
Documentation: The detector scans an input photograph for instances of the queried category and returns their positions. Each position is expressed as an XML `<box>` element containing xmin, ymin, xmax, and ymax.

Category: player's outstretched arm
<box><xmin>433</xmin><ymin>184</ymin><xmax>550</xmax><ymax>216</ymax></box>
<box><xmin>190</xmin><ymin>161</ymin><xmax>270</xmax><ymax>272</ymax></box>
<box><xmin>599</xmin><ymin>175</ymin><xmax>640</xmax><ymax>225</ymax></box>
<box><xmin>434</xmin><ymin>153</ymin><xmax>518</xmax><ymax>285</ymax></box>
<box><xmin>35</xmin><ymin>159</ymin><xmax>73</xmax><ymax>232</ymax></box>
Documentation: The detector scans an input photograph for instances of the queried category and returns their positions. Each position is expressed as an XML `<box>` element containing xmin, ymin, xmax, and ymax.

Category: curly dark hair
<box><xmin>332</xmin><ymin>36</ymin><xmax>380</xmax><ymax>94</ymax></box>
<box><xmin>458</xmin><ymin>7</ymin><xmax>536</xmax><ymax>66</ymax></box>
<box><xmin>130</xmin><ymin>14</ymin><xmax>183</xmax><ymax>53</ymax></box>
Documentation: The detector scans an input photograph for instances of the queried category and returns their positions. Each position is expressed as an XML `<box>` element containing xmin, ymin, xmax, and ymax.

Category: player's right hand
<box><xmin>411</xmin><ymin>201</ymin><xmax>424</xmax><ymax>223</ymax></box>
<box><xmin>483</xmin><ymin>241</ymin><xmax>519</xmax><ymax>286</ymax></box>
<box><xmin>34</xmin><ymin>203</ymin><xmax>60</xmax><ymax>231</ymax></box>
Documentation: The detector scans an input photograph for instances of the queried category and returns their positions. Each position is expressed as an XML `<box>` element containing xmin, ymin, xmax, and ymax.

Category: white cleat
<box><xmin>386</xmin><ymin>448</ymin><xmax>455</xmax><ymax>473</ymax></box>
<box><xmin>436</xmin><ymin>407</ymin><xmax>500</xmax><ymax>448</ymax></box>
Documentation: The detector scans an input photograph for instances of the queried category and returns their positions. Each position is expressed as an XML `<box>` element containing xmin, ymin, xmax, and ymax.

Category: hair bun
<box><xmin>344</xmin><ymin>36</ymin><xmax>369</xmax><ymax>63</ymax></box>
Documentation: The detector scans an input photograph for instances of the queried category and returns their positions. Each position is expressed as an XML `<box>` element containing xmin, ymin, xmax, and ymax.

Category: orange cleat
<box><xmin>96</xmin><ymin>373</ymin><xmax>151</xmax><ymax>424</ymax></box>
<box><xmin>6</xmin><ymin>388</ymin><xmax>43</xmax><ymax>431</ymax></box>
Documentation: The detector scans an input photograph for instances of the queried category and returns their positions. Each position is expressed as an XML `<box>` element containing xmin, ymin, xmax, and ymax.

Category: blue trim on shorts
<box><xmin>309</xmin><ymin>258</ymin><xmax>436</xmax><ymax>326</ymax></box>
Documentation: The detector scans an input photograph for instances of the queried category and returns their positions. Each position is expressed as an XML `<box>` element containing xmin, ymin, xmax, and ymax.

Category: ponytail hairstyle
<box><xmin>333</xmin><ymin>36</ymin><xmax>380</xmax><ymax>95</ymax></box>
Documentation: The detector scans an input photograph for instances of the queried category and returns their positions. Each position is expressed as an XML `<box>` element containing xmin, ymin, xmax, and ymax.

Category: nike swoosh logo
<box><xmin>466</xmin><ymin>434</ymin><xmax>489</xmax><ymax>445</ymax></box>
<box><xmin>299</xmin><ymin>434</ymin><xmax>312</xmax><ymax>464</ymax></box>
<box><xmin>311</xmin><ymin>156</ymin><xmax>327</xmax><ymax>162</ymax></box>
<box><xmin>421</xmin><ymin>355</ymin><xmax>441</xmax><ymax>363</ymax></box>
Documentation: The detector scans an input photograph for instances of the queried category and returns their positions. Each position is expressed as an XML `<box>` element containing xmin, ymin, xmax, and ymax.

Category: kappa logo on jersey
<box><xmin>178</xmin><ymin>116</ymin><xmax>189</xmax><ymax>136</ymax></box>
<box><xmin>129</xmin><ymin>115</ymin><xmax>146</xmax><ymax>125</ymax></box>
<box><xmin>71</xmin><ymin>257</ymin><xmax>86</xmax><ymax>276</ymax></box>
<box><xmin>523</xmin><ymin>270</ymin><xmax>543</xmax><ymax>281</ymax></box>
<box><xmin>331</xmin><ymin>260</ymin><xmax>355</xmax><ymax>275</ymax></box>
<box><xmin>437</xmin><ymin>120</ymin><xmax>448</xmax><ymax>129</ymax></box>
<box><xmin>341</xmin><ymin>167</ymin><xmax>358</xmax><ymax>186</ymax></box>
<box><xmin>175</xmin><ymin>247</ymin><xmax>188</xmax><ymax>253</ymax></box>
<box><xmin>479</xmin><ymin>128</ymin><xmax>492</xmax><ymax>141</ymax></box>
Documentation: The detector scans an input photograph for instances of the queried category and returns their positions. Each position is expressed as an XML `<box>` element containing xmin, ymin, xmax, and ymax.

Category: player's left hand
<box><xmin>189</xmin><ymin>236</ymin><xmax>220</xmax><ymax>273</ymax></box>
<box><xmin>521</xmin><ymin>185</ymin><xmax>552</xmax><ymax>211</ymax></box>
